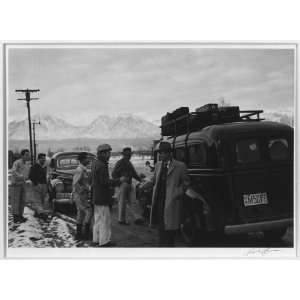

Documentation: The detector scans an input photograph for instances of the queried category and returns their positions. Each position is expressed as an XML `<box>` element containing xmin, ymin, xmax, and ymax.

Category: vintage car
<box><xmin>48</xmin><ymin>151</ymin><xmax>96</xmax><ymax>211</ymax></box>
<box><xmin>158</xmin><ymin>104</ymin><xmax>294</xmax><ymax>243</ymax></box>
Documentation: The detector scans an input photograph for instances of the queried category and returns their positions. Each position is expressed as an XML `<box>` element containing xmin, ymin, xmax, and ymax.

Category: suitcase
<box><xmin>170</xmin><ymin>107</ymin><xmax>189</xmax><ymax>119</ymax></box>
<box><xmin>161</xmin><ymin>107</ymin><xmax>189</xmax><ymax>136</ymax></box>
<box><xmin>161</xmin><ymin>112</ymin><xmax>172</xmax><ymax>125</ymax></box>
<box><xmin>190</xmin><ymin>111</ymin><xmax>220</xmax><ymax>130</ymax></box>
<box><xmin>219</xmin><ymin>106</ymin><xmax>240</xmax><ymax>122</ymax></box>
<box><xmin>161</xmin><ymin>114</ymin><xmax>189</xmax><ymax>136</ymax></box>
<box><xmin>196</xmin><ymin>103</ymin><xmax>218</xmax><ymax>113</ymax></box>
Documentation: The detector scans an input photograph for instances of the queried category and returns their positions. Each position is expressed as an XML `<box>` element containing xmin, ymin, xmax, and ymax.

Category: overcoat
<box><xmin>150</xmin><ymin>159</ymin><xmax>190</xmax><ymax>230</ymax></box>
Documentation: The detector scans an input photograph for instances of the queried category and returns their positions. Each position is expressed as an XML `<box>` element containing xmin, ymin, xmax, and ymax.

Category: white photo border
<box><xmin>2</xmin><ymin>41</ymin><xmax>298</xmax><ymax>259</ymax></box>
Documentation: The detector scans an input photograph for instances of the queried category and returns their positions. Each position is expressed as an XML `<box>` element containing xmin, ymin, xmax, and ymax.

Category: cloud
<box><xmin>8</xmin><ymin>47</ymin><xmax>295</xmax><ymax>123</ymax></box>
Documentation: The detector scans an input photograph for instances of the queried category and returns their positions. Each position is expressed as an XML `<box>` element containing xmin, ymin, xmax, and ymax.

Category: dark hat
<box><xmin>122</xmin><ymin>147</ymin><xmax>132</xmax><ymax>153</ymax></box>
<box><xmin>97</xmin><ymin>144</ymin><xmax>112</xmax><ymax>153</ymax></box>
<box><xmin>78</xmin><ymin>152</ymin><xmax>88</xmax><ymax>162</ymax></box>
<box><xmin>158</xmin><ymin>141</ymin><xmax>172</xmax><ymax>153</ymax></box>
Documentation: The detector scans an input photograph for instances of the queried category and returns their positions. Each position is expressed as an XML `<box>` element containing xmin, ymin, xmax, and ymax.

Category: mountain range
<box><xmin>8</xmin><ymin>110</ymin><xmax>294</xmax><ymax>141</ymax></box>
<box><xmin>8</xmin><ymin>114</ymin><xmax>160</xmax><ymax>140</ymax></box>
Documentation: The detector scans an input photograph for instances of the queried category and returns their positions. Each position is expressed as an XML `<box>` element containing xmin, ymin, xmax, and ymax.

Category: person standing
<box><xmin>28</xmin><ymin>153</ymin><xmax>49</xmax><ymax>220</ymax></box>
<box><xmin>142</xmin><ymin>141</ymin><xmax>190</xmax><ymax>247</ymax></box>
<box><xmin>91</xmin><ymin>144</ymin><xmax>121</xmax><ymax>247</ymax></box>
<box><xmin>10</xmin><ymin>149</ymin><xmax>31</xmax><ymax>223</ymax></box>
<box><xmin>72</xmin><ymin>152</ymin><xmax>93</xmax><ymax>240</ymax></box>
<box><xmin>112</xmin><ymin>147</ymin><xmax>143</xmax><ymax>225</ymax></box>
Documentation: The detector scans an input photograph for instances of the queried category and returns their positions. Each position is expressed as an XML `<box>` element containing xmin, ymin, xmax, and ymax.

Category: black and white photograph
<box><xmin>3</xmin><ymin>43</ymin><xmax>297</xmax><ymax>257</ymax></box>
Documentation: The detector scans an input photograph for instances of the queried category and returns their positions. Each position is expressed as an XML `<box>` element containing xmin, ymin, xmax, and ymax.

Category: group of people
<box><xmin>74</xmin><ymin>141</ymin><xmax>190</xmax><ymax>247</ymax></box>
<box><xmin>10</xmin><ymin>140</ymin><xmax>193</xmax><ymax>247</ymax></box>
<box><xmin>73</xmin><ymin>145</ymin><xmax>147</xmax><ymax>247</ymax></box>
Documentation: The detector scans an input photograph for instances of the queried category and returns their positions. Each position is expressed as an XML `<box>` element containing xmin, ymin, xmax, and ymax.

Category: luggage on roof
<box><xmin>161</xmin><ymin>107</ymin><xmax>189</xmax><ymax>127</ymax></box>
<box><xmin>172</xmin><ymin>107</ymin><xmax>189</xmax><ymax>118</ymax></box>
<box><xmin>219</xmin><ymin>106</ymin><xmax>240</xmax><ymax>122</ymax></box>
<box><xmin>160</xmin><ymin>104</ymin><xmax>262</xmax><ymax>137</ymax></box>
<box><xmin>195</xmin><ymin>103</ymin><xmax>218</xmax><ymax>112</ymax></box>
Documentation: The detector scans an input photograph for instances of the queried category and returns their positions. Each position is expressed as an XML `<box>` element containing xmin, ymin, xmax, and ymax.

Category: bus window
<box><xmin>236</xmin><ymin>139</ymin><xmax>260</xmax><ymax>164</ymax></box>
<box><xmin>188</xmin><ymin>143</ymin><xmax>208</xmax><ymax>167</ymax></box>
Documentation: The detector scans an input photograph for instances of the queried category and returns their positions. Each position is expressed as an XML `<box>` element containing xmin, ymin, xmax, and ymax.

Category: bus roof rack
<box><xmin>239</xmin><ymin>110</ymin><xmax>264</xmax><ymax>121</ymax></box>
<box><xmin>160</xmin><ymin>104</ymin><xmax>264</xmax><ymax>137</ymax></box>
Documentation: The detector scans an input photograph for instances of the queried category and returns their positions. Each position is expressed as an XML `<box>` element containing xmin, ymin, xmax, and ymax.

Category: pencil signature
<box><xmin>246</xmin><ymin>248</ymin><xmax>281</xmax><ymax>256</ymax></box>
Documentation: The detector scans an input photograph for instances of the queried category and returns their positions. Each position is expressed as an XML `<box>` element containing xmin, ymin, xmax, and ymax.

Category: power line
<box><xmin>15</xmin><ymin>89</ymin><xmax>40</xmax><ymax>164</ymax></box>
<box><xmin>32</xmin><ymin>120</ymin><xmax>41</xmax><ymax>163</ymax></box>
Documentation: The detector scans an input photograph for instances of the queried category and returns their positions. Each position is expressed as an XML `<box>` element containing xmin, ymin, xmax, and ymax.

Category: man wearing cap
<box><xmin>112</xmin><ymin>147</ymin><xmax>142</xmax><ymax>225</ymax></box>
<box><xmin>91</xmin><ymin>144</ymin><xmax>121</xmax><ymax>247</ymax></box>
<box><xmin>142</xmin><ymin>141</ymin><xmax>190</xmax><ymax>247</ymax></box>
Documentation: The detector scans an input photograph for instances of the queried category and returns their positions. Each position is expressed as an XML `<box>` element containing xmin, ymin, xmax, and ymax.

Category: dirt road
<box><xmin>8</xmin><ymin>204</ymin><xmax>293</xmax><ymax>248</ymax></box>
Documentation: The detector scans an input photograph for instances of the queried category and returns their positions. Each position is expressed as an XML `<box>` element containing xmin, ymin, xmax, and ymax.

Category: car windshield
<box><xmin>56</xmin><ymin>154</ymin><xmax>95</xmax><ymax>170</ymax></box>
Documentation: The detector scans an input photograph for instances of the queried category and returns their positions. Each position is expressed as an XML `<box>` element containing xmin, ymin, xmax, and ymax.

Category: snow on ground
<box><xmin>8</xmin><ymin>206</ymin><xmax>78</xmax><ymax>248</ymax></box>
<box><xmin>8</xmin><ymin>205</ymin><xmax>293</xmax><ymax>248</ymax></box>
<box><xmin>8</xmin><ymin>204</ymin><xmax>158</xmax><ymax>248</ymax></box>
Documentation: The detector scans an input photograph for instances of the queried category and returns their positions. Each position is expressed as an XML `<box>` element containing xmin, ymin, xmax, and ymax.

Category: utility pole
<box><xmin>32</xmin><ymin>120</ymin><xmax>41</xmax><ymax>163</ymax></box>
<box><xmin>15</xmin><ymin>89</ymin><xmax>40</xmax><ymax>164</ymax></box>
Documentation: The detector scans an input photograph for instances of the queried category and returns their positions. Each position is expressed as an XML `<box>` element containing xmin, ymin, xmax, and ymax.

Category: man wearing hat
<box><xmin>142</xmin><ymin>141</ymin><xmax>190</xmax><ymax>246</ymax></box>
<box><xmin>91</xmin><ymin>144</ymin><xmax>121</xmax><ymax>247</ymax></box>
<box><xmin>112</xmin><ymin>147</ymin><xmax>142</xmax><ymax>225</ymax></box>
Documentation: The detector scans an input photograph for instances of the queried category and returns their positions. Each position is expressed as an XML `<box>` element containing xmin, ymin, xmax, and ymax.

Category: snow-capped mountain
<box><xmin>9</xmin><ymin>109</ymin><xmax>293</xmax><ymax>141</ymax></box>
<box><xmin>84</xmin><ymin>114</ymin><xmax>159</xmax><ymax>139</ymax></box>
<box><xmin>39</xmin><ymin>114</ymin><xmax>82</xmax><ymax>139</ymax></box>
<box><xmin>8</xmin><ymin>113</ymin><xmax>160</xmax><ymax>140</ymax></box>
<box><xmin>9</xmin><ymin>114</ymin><xmax>80</xmax><ymax>140</ymax></box>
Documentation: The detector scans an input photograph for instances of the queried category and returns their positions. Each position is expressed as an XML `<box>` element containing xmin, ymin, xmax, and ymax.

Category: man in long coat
<box><xmin>143</xmin><ymin>141</ymin><xmax>190</xmax><ymax>247</ymax></box>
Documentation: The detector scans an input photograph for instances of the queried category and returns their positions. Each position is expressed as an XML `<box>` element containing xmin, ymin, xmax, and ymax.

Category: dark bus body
<box><xmin>162</xmin><ymin>120</ymin><xmax>293</xmax><ymax>239</ymax></box>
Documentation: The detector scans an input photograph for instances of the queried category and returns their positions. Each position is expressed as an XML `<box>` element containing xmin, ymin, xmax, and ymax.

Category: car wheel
<box><xmin>263</xmin><ymin>228</ymin><xmax>287</xmax><ymax>241</ymax></box>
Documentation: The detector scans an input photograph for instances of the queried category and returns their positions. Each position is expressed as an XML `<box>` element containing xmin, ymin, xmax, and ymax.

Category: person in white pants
<box><xmin>93</xmin><ymin>205</ymin><xmax>112</xmax><ymax>246</ymax></box>
<box><xmin>112</xmin><ymin>147</ymin><xmax>142</xmax><ymax>225</ymax></box>
<box><xmin>91</xmin><ymin>144</ymin><xmax>122</xmax><ymax>247</ymax></box>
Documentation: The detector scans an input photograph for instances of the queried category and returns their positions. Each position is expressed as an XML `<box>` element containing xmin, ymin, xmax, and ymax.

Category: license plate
<box><xmin>243</xmin><ymin>192</ymin><xmax>268</xmax><ymax>207</ymax></box>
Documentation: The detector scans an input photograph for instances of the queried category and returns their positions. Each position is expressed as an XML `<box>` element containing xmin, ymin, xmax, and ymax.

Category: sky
<box><xmin>7</xmin><ymin>46</ymin><xmax>295</xmax><ymax>125</ymax></box>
